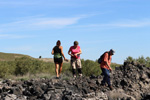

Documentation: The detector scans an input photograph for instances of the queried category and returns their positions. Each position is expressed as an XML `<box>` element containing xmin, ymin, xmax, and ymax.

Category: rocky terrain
<box><xmin>0</xmin><ymin>61</ymin><xmax>150</xmax><ymax>100</ymax></box>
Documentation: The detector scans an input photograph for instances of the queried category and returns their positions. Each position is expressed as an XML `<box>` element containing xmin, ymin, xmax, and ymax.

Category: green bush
<box><xmin>146</xmin><ymin>57</ymin><xmax>150</xmax><ymax>67</ymax></box>
<box><xmin>125</xmin><ymin>56</ymin><xmax>135</xmax><ymax>63</ymax></box>
<box><xmin>111</xmin><ymin>63</ymin><xmax>121</xmax><ymax>70</ymax></box>
<box><xmin>0</xmin><ymin>56</ymin><xmax>68</xmax><ymax>78</ymax></box>
<box><xmin>125</xmin><ymin>56</ymin><xmax>150</xmax><ymax>67</ymax></box>
<box><xmin>82</xmin><ymin>59</ymin><xmax>101</xmax><ymax>76</ymax></box>
<box><xmin>2</xmin><ymin>55</ymin><xmax>150</xmax><ymax>79</ymax></box>
<box><xmin>0</xmin><ymin>61</ymin><xmax>16</xmax><ymax>78</ymax></box>
<box><xmin>15</xmin><ymin>57</ymin><xmax>32</xmax><ymax>75</ymax></box>
<box><xmin>14</xmin><ymin>57</ymin><xmax>55</xmax><ymax>76</ymax></box>
<box><xmin>0</xmin><ymin>62</ymin><xmax>10</xmax><ymax>78</ymax></box>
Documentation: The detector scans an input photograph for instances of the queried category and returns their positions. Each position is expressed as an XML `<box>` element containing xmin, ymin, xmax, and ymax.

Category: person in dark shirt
<box><xmin>52</xmin><ymin>40</ymin><xmax>67</xmax><ymax>78</ymax></box>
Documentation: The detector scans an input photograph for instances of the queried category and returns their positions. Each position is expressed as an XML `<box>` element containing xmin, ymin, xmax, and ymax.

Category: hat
<box><xmin>74</xmin><ymin>41</ymin><xmax>79</xmax><ymax>45</ymax></box>
<box><xmin>110</xmin><ymin>49</ymin><xmax>115</xmax><ymax>55</ymax></box>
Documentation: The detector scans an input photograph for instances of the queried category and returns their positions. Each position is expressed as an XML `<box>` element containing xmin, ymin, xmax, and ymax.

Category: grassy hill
<box><xmin>0</xmin><ymin>52</ymin><xmax>30</xmax><ymax>61</ymax></box>
<box><xmin>0</xmin><ymin>52</ymin><xmax>69</xmax><ymax>78</ymax></box>
<box><xmin>0</xmin><ymin>52</ymin><xmax>69</xmax><ymax>63</ymax></box>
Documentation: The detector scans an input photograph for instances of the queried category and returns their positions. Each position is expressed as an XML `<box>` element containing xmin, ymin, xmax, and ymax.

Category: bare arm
<box><xmin>68</xmin><ymin>48</ymin><xmax>73</xmax><ymax>57</ymax></box>
<box><xmin>51</xmin><ymin>47</ymin><xmax>54</xmax><ymax>55</ymax></box>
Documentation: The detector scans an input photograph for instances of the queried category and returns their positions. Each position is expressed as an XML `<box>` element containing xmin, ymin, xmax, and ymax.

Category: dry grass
<box><xmin>0</xmin><ymin>52</ymin><xmax>31</xmax><ymax>61</ymax></box>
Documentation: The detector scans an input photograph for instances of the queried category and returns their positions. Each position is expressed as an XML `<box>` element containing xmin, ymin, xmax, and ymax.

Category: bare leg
<box><xmin>55</xmin><ymin>63</ymin><xmax>59</xmax><ymax>77</ymax></box>
<box><xmin>59</xmin><ymin>63</ymin><xmax>63</xmax><ymax>76</ymax></box>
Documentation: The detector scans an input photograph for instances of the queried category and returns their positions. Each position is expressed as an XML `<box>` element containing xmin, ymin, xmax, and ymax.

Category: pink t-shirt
<box><xmin>69</xmin><ymin>46</ymin><xmax>81</xmax><ymax>59</ymax></box>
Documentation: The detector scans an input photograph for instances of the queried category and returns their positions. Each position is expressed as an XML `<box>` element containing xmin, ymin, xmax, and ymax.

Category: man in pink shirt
<box><xmin>68</xmin><ymin>41</ymin><xmax>82</xmax><ymax>77</ymax></box>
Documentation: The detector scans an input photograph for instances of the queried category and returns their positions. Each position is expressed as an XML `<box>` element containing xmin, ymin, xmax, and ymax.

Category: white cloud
<box><xmin>33</xmin><ymin>17</ymin><xmax>82</xmax><ymax>28</ymax></box>
<box><xmin>6</xmin><ymin>46</ymin><xmax>32</xmax><ymax>51</ymax></box>
<box><xmin>108</xmin><ymin>19</ymin><xmax>150</xmax><ymax>27</ymax></box>
<box><xmin>2</xmin><ymin>46</ymin><xmax>33</xmax><ymax>52</ymax></box>
<box><xmin>0</xmin><ymin>34</ymin><xmax>34</xmax><ymax>39</ymax></box>
<box><xmin>0</xmin><ymin>16</ymin><xmax>84</xmax><ymax>32</ymax></box>
<box><xmin>73</xmin><ymin>19</ymin><xmax>150</xmax><ymax>28</ymax></box>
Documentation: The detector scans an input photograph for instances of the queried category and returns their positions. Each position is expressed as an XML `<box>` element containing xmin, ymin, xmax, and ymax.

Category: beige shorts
<box><xmin>71</xmin><ymin>58</ymin><xmax>82</xmax><ymax>69</ymax></box>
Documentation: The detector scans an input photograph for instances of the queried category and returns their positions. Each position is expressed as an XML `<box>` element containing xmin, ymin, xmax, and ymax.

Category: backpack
<box><xmin>98</xmin><ymin>52</ymin><xmax>108</xmax><ymax>64</ymax></box>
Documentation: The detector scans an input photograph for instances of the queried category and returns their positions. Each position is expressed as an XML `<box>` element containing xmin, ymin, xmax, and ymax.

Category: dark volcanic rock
<box><xmin>0</xmin><ymin>62</ymin><xmax>150</xmax><ymax>100</ymax></box>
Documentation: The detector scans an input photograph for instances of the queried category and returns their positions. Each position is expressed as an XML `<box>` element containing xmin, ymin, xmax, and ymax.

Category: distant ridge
<box><xmin>0</xmin><ymin>52</ymin><xmax>69</xmax><ymax>63</ymax></box>
<box><xmin>0</xmin><ymin>52</ymin><xmax>31</xmax><ymax>61</ymax></box>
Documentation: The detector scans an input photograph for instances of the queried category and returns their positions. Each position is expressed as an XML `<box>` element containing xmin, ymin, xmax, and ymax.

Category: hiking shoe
<box><xmin>101</xmin><ymin>84</ymin><xmax>106</xmax><ymax>87</ymax></box>
<box><xmin>109</xmin><ymin>85</ymin><xmax>113</xmax><ymax>90</ymax></box>
<box><xmin>100</xmin><ymin>82</ymin><xmax>106</xmax><ymax>87</ymax></box>
<box><xmin>73</xmin><ymin>75</ymin><xmax>76</xmax><ymax>78</ymax></box>
<box><xmin>79</xmin><ymin>74</ymin><xmax>82</xmax><ymax>77</ymax></box>
<box><xmin>56</xmin><ymin>77</ymin><xmax>59</xmax><ymax>79</ymax></box>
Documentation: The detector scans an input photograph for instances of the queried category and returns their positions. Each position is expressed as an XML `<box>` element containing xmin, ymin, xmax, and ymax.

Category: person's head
<box><xmin>56</xmin><ymin>40</ymin><xmax>61</xmax><ymax>46</ymax></box>
<box><xmin>74</xmin><ymin>41</ymin><xmax>79</xmax><ymax>48</ymax></box>
<box><xmin>109</xmin><ymin>49</ymin><xmax>115</xmax><ymax>55</ymax></box>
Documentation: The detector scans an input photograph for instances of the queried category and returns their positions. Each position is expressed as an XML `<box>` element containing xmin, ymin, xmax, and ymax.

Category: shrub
<box><xmin>125</xmin><ymin>56</ymin><xmax>150</xmax><ymax>67</ymax></box>
<box><xmin>82</xmin><ymin>59</ymin><xmax>101</xmax><ymax>76</ymax></box>
<box><xmin>111</xmin><ymin>63</ymin><xmax>121</xmax><ymax>70</ymax></box>
<box><xmin>125</xmin><ymin>56</ymin><xmax>135</xmax><ymax>63</ymax></box>
<box><xmin>0</xmin><ymin>62</ymin><xmax>10</xmax><ymax>78</ymax></box>
<box><xmin>14</xmin><ymin>57</ymin><xmax>55</xmax><ymax>76</ymax></box>
<box><xmin>3</xmin><ymin>55</ymin><xmax>150</xmax><ymax>79</ymax></box>
<box><xmin>0</xmin><ymin>61</ymin><xmax>16</xmax><ymax>78</ymax></box>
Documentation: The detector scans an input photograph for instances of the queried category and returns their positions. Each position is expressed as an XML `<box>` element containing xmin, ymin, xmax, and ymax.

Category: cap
<box><xmin>110</xmin><ymin>49</ymin><xmax>115</xmax><ymax>55</ymax></box>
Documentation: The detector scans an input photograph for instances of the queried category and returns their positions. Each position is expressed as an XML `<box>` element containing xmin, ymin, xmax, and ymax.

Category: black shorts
<box><xmin>54</xmin><ymin>57</ymin><xmax>63</xmax><ymax>63</ymax></box>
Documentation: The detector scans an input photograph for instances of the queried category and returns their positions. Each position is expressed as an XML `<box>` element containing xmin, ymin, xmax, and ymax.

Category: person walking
<box><xmin>68</xmin><ymin>41</ymin><xmax>82</xmax><ymax>78</ymax></box>
<box><xmin>100</xmin><ymin>49</ymin><xmax>115</xmax><ymax>90</ymax></box>
<box><xmin>51</xmin><ymin>40</ymin><xmax>67</xmax><ymax>79</ymax></box>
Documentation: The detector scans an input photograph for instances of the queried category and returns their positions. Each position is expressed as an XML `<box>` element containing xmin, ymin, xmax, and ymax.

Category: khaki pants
<box><xmin>71</xmin><ymin>58</ymin><xmax>82</xmax><ymax>69</ymax></box>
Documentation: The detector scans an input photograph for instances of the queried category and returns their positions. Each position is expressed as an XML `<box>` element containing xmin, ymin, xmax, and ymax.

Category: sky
<box><xmin>0</xmin><ymin>0</ymin><xmax>150</xmax><ymax>64</ymax></box>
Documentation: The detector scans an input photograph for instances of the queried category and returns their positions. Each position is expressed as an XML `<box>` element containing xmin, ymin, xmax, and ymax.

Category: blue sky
<box><xmin>0</xmin><ymin>0</ymin><xmax>150</xmax><ymax>64</ymax></box>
